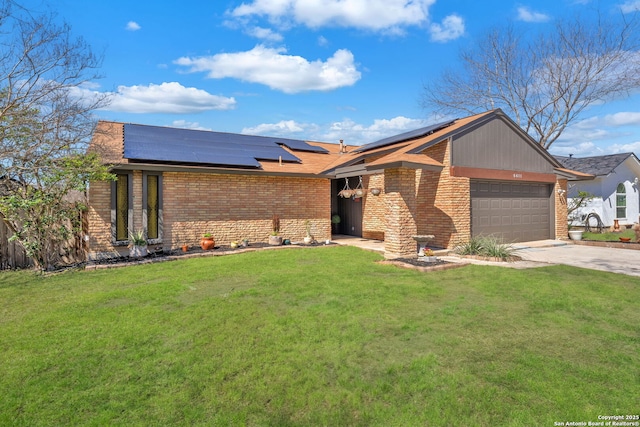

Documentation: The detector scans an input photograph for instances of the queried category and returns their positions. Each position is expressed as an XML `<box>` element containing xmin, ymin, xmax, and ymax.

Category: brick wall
<box><xmin>555</xmin><ymin>179</ymin><xmax>569</xmax><ymax>240</ymax></box>
<box><xmin>417</xmin><ymin>140</ymin><xmax>471</xmax><ymax>249</ymax></box>
<box><xmin>383</xmin><ymin>167</ymin><xmax>418</xmax><ymax>258</ymax></box>
<box><xmin>362</xmin><ymin>173</ymin><xmax>385</xmax><ymax>240</ymax></box>
<box><xmin>88</xmin><ymin>171</ymin><xmax>331</xmax><ymax>259</ymax></box>
<box><xmin>360</xmin><ymin>139</ymin><xmax>471</xmax><ymax>257</ymax></box>
<box><xmin>87</xmin><ymin>180</ymin><xmax>117</xmax><ymax>257</ymax></box>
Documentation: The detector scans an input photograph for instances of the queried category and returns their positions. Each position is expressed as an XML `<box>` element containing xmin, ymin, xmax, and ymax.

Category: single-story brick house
<box><xmin>555</xmin><ymin>152</ymin><xmax>640</xmax><ymax>228</ymax></box>
<box><xmin>87</xmin><ymin>109</ymin><xmax>588</xmax><ymax>260</ymax></box>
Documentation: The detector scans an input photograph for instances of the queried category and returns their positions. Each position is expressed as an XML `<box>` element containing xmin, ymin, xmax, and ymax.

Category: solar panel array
<box><xmin>123</xmin><ymin>124</ymin><xmax>328</xmax><ymax>168</ymax></box>
<box><xmin>354</xmin><ymin>119</ymin><xmax>456</xmax><ymax>153</ymax></box>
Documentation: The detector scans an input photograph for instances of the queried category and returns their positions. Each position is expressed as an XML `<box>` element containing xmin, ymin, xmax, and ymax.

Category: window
<box><xmin>143</xmin><ymin>172</ymin><xmax>162</xmax><ymax>241</ymax></box>
<box><xmin>113</xmin><ymin>173</ymin><xmax>132</xmax><ymax>242</ymax></box>
<box><xmin>616</xmin><ymin>183</ymin><xmax>626</xmax><ymax>219</ymax></box>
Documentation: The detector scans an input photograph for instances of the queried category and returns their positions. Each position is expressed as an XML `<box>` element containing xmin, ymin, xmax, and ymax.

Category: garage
<box><xmin>471</xmin><ymin>180</ymin><xmax>553</xmax><ymax>243</ymax></box>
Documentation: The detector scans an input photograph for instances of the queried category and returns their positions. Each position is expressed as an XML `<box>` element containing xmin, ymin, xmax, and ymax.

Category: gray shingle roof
<box><xmin>554</xmin><ymin>153</ymin><xmax>635</xmax><ymax>176</ymax></box>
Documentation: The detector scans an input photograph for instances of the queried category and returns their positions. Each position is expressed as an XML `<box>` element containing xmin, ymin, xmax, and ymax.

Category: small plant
<box><xmin>481</xmin><ymin>236</ymin><xmax>516</xmax><ymax>259</ymax></box>
<box><xmin>454</xmin><ymin>235</ymin><xmax>516</xmax><ymax>261</ymax></box>
<box><xmin>304</xmin><ymin>220</ymin><xmax>312</xmax><ymax>237</ymax></box>
<box><xmin>271</xmin><ymin>214</ymin><xmax>280</xmax><ymax>236</ymax></box>
<box><xmin>129</xmin><ymin>230</ymin><xmax>147</xmax><ymax>247</ymax></box>
<box><xmin>454</xmin><ymin>236</ymin><xmax>484</xmax><ymax>255</ymax></box>
<box><xmin>203</xmin><ymin>232</ymin><xmax>213</xmax><ymax>238</ymax></box>
<box><xmin>331</xmin><ymin>214</ymin><xmax>341</xmax><ymax>224</ymax></box>
<box><xmin>423</xmin><ymin>248</ymin><xmax>435</xmax><ymax>257</ymax></box>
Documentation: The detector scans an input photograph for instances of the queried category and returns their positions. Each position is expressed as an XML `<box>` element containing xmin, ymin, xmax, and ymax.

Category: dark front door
<box><xmin>333</xmin><ymin>177</ymin><xmax>363</xmax><ymax>237</ymax></box>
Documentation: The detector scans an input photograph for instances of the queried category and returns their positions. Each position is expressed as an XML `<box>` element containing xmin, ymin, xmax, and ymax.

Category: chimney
<box><xmin>339</xmin><ymin>139</ymin><xmax>346</xmax><ymax>154</ymax></box>
<box><xmin>569</xmin><ymin>154</ymin><xmax>573</xmax><ymax>158</ymax></box>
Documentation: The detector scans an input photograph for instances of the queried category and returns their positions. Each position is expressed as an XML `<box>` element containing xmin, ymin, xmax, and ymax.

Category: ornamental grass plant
<box><xmin>454</xmin><ymin>235</ymin><xmax>517</xmax><ymax>260</ymax></box>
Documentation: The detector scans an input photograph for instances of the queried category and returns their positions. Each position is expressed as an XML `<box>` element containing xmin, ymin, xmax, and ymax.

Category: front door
<box><xmin>332</xmin><ymin>177</ymin><xmax>363</xmax><ymax>237</ymax></box>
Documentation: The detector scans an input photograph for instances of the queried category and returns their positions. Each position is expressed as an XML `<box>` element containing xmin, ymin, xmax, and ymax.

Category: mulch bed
<box><xmin>379</xmin><ymin>257</ymin><xmax>467</xmax><ymax>272</ymax></box>
<box><xmin>85</xmin><ymin>241</ymin><xmax>333</xmax><ymax>270</ymax></box>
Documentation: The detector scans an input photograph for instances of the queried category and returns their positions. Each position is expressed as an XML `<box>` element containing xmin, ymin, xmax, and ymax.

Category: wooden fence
<box><xmin>0</xmin><ymin>211</ymin><xmax>88</xmax><ymax>270</ymax></box>
<box><xmin>0</xmin><ymin>213</ymin><xmax>31</xmax><ymax>269</ymax></box>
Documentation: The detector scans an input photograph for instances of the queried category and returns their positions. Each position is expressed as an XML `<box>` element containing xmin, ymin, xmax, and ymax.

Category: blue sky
<box><xmin>31</xmin><ymin>0</ymin><xmax>640</xmax><ymax>157</ymax></box>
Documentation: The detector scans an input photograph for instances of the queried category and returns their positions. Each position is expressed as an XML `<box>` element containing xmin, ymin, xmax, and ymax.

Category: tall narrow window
<box><xmin>616</xmin><ymin>183</ymin><xmax>626</xmax><ymax>219</ymax></box>
<box><xmin>115</xmin><ymin>174</ymin><xmax>129</xmax><ymax>241</ymax></box>
<box><xmin>146</xmin><ymin>174</ymin><xmax>159</xmax><ymax>239</ymax></box>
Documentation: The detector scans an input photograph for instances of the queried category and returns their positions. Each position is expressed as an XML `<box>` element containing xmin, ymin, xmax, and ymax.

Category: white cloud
<box><xmin>171</xmin><ymin>120</ymin><xmax>212</xmax><ymax>131</ymax></box>
<box><xmin>229</xmin><ymin>0</ymin><xmax>436</xmax><ymax>31</ymax></box>
<box><xmin>92</xmin><ymin>82</ymin><xmax>236</xmax><ymax>113</ymax></box>
<box><xmin>242</xmin><ymin>120</ymin><xmax>308</xmax><ymax>135</ymax></box>
<box><xmin>516</xmin><ymin>7</ymin><xmax>550</xmax><ymax>23</ymax></box>
<box><xmin>175</xmin><ymin>45</ymin><xmax>361</xmax><ymax>94</ymax></box>
<box><xmin>246</xmin><ymin>26</ymin><xmax>284</xmax><ymax>42</ymax></box>
<box><xmin>318</xmin><ymin>35</ymin><xmax>329</xmax><ymax>47</ymax></box>
<box><xmin>550</xmin><ymin>141</ymin><xmax>605</xmax><ymax>157</ymax></box>
<box><xmin>322</xmin><ymin>116</ymin><xmax>430</xmax><ymax>145</ymax></box>
<box><xmin>620</xmin><ymin>0</ymin><xmax>640</xmax><ymax>13</ymax></box>
<box><xmin>429</xmin><ymin>14</ymin><xmax>465</xmax><ymax>43</ymax></box>
<box><xmin>603</xmin><ymin>112</ymin><xmax>640</xmax><ymax>126</ymax></box>
<box><xmin>126</xmin><ymin>21</ymin><xmax>141</xmax><ymax>31</ymax></box>
<box><xmin>608</xmin><ymin>141</ymin><xmax>640</xmax><ymax>153</ymax></box>
<box><xmin>237</xmin><ymin>115</ymin><xmax>431</xmax><ymax>145</ymax></box>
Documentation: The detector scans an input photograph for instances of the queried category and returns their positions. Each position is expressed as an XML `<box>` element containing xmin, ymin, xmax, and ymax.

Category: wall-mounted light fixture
<box><xmin>557</xmin><ymin>189</ymin><xmax>566</xmax><ymax>195</ymax></box>
<box><xmin>370</xmin><ymin>188</ymin><xmax>381</xmax><ymax>196</ymax></box>
<box><xmin>633</xmin><ymin>177</ymin><xmax>638</xmax><ymax>186</ymax></box>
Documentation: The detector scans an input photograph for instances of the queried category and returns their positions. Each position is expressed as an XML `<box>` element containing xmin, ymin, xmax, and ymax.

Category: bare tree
<box><xmin>422</xmin><ymin>10</ymin><xmax>640</xmax><ymax>149</ymax></box>
<box><xmin>0</xmin><ymin>0</ymin><xmax>112</xmax><ymax>270</ymax></box>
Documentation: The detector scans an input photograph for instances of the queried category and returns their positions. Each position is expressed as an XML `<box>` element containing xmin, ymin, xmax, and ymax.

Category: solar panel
<box><xmin>354</xmin><ymin>120</ymin><xmax>456</xmax><ymax>153</ymax></box>
<box><xmin>123</xmin><ymin>124</ymin><xmax>319</xmax><ymax>168</ymax></box>
<box><xmin>276</xmin><ymin>138</ymin><xmax>329</xmax><ymax>153</ymax></box>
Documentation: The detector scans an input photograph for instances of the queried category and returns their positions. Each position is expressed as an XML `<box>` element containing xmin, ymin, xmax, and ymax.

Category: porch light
<box><xmin>370</xmin><ymin>188</ymin><xmax>381</xmax><ymax>196</ymax></box>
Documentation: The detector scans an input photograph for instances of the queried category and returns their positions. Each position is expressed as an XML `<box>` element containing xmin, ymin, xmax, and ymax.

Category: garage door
<box><xmin>471</xmin><ymin>180</ymin><xmax>553</xmax><ymax>243</ymax></box>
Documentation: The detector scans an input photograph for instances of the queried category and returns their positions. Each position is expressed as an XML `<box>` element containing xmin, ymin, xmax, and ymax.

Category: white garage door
<box><xmin>471</xmin><ymin>180</ymin><xmax>553</xmax><ymax>243</ymax></box>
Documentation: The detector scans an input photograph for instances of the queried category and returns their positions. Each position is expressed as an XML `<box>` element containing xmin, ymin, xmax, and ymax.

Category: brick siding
<box><xmin>88</xmin><ymin>171</ymin><xmax>331</xmax><ymax>259</ymax></box>
<box><xmin>362</xmin><ymin>173</ymin><xmax>386</xmax><ymax>240</ymax></box>
<box><xmin>555</xmin><ymin>179</ymin><xmax>569</xmax><ymax>240</ymax></box>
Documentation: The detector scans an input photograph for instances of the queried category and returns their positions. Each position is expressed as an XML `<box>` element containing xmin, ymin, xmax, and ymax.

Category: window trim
<box><xmin>616</xmin><ymin>182</ymin><xmax>627</xmax><ymax>219</ymax></box>
<box><xmin>143</xmin><ymin>171</ymin><xmax>163</xmax><ymax>244</ymax></box>
<box><xmin>111</xmin><ymin>172</ymin><xmax>133</xmax><ymax>245</ymax></box>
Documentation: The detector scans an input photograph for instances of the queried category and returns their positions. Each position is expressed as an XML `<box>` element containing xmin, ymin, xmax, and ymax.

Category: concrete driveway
<box><xmin>334</xmin><ymin>235</ymin><xmax>640</xmax><ymax>277</ymax></box>
<box><xmin>512</xmin><ymin>241</ymin><xmax>640</xmax><ymax>277</ymax></box>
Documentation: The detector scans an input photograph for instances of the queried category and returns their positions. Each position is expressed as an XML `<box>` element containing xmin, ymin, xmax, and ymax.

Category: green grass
<box><xmin>583</xmin><ymin>229</ymin><xmax>636</xmax><ymax>241</ymax></box>
<box><xmin>1</xmin><ymin>246</ymin><xmax>638</xmax><ymax>426</ymax></box>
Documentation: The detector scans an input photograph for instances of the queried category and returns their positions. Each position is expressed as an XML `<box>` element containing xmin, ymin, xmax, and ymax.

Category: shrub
<box><xmin>454</xmin><ymin>235</ymin><xmax>517</xmax><ymax>261</ymax></box>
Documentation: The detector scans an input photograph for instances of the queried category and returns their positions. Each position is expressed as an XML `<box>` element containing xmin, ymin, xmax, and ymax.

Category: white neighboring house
<box><xmin>555</xmin><ymin>153</ymin><xmax>640</xmax><ymax>228</ymax></box>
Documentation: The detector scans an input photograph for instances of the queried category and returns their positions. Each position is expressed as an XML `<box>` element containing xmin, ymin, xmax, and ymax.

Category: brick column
<box><xmin>384</xmin><ymin>167</ymin><xmax>418</xmax><ymax>259</ymax></box>
<box><xmin>555</xmin><ymin>179</ymin><xmax>568</xmax><ymax>240</ymax></box>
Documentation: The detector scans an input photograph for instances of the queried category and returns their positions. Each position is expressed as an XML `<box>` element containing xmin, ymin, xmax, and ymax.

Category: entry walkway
<box><xmin>333</xmin><ymin>236</ymin><xmax>640</xmax><ymax>277</ymax></box>
<box><xmin>332</xmin><ymin>235</ymin><xmax>385</xmax><ymax>253</ymax></box>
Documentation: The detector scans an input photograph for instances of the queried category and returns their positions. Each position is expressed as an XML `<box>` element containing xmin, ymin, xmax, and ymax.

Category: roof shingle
<box><xmin>554</xmin><ymin>153</ymin><xmax>635</xmax><ymax>176</ymax></box>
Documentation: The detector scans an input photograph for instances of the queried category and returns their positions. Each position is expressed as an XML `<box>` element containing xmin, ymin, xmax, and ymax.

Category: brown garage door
<box><xmin>471</xmin><ymin>180</ymin><xmax>553</xmax><ymax>243</ymax></box>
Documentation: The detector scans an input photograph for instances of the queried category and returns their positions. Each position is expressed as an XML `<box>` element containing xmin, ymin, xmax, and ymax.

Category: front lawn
<box><xmin>583</xmin><ymin>229</ymin><xmax>636</xmax><ymax>241</ymax></box>
<box><xmin>1</xmin><ymin>246</ymin><xmax>638</xmax><ymax>426</ymax></box>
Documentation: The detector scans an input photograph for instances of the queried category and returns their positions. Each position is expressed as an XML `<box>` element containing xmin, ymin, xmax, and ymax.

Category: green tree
<box><xmin>0</xmin><ymin>0</ymin><xmax>112</xmax><ymax>270</ymax></box>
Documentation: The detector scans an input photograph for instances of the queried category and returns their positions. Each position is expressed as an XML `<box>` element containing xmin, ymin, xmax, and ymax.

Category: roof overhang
<box><xmin>366</xmin><ymin>161</ymin><xmax>444</xmax><ymax>173</ymax></box>
<box><xmin>554</xmin><ymin>167</ymin><xmax>595</xmax><ymax>181</ymax></box>
<box><xmin>109</xmin><ymin>163</ymin><xmax>329</xmax><ymax>179</ymax></box>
